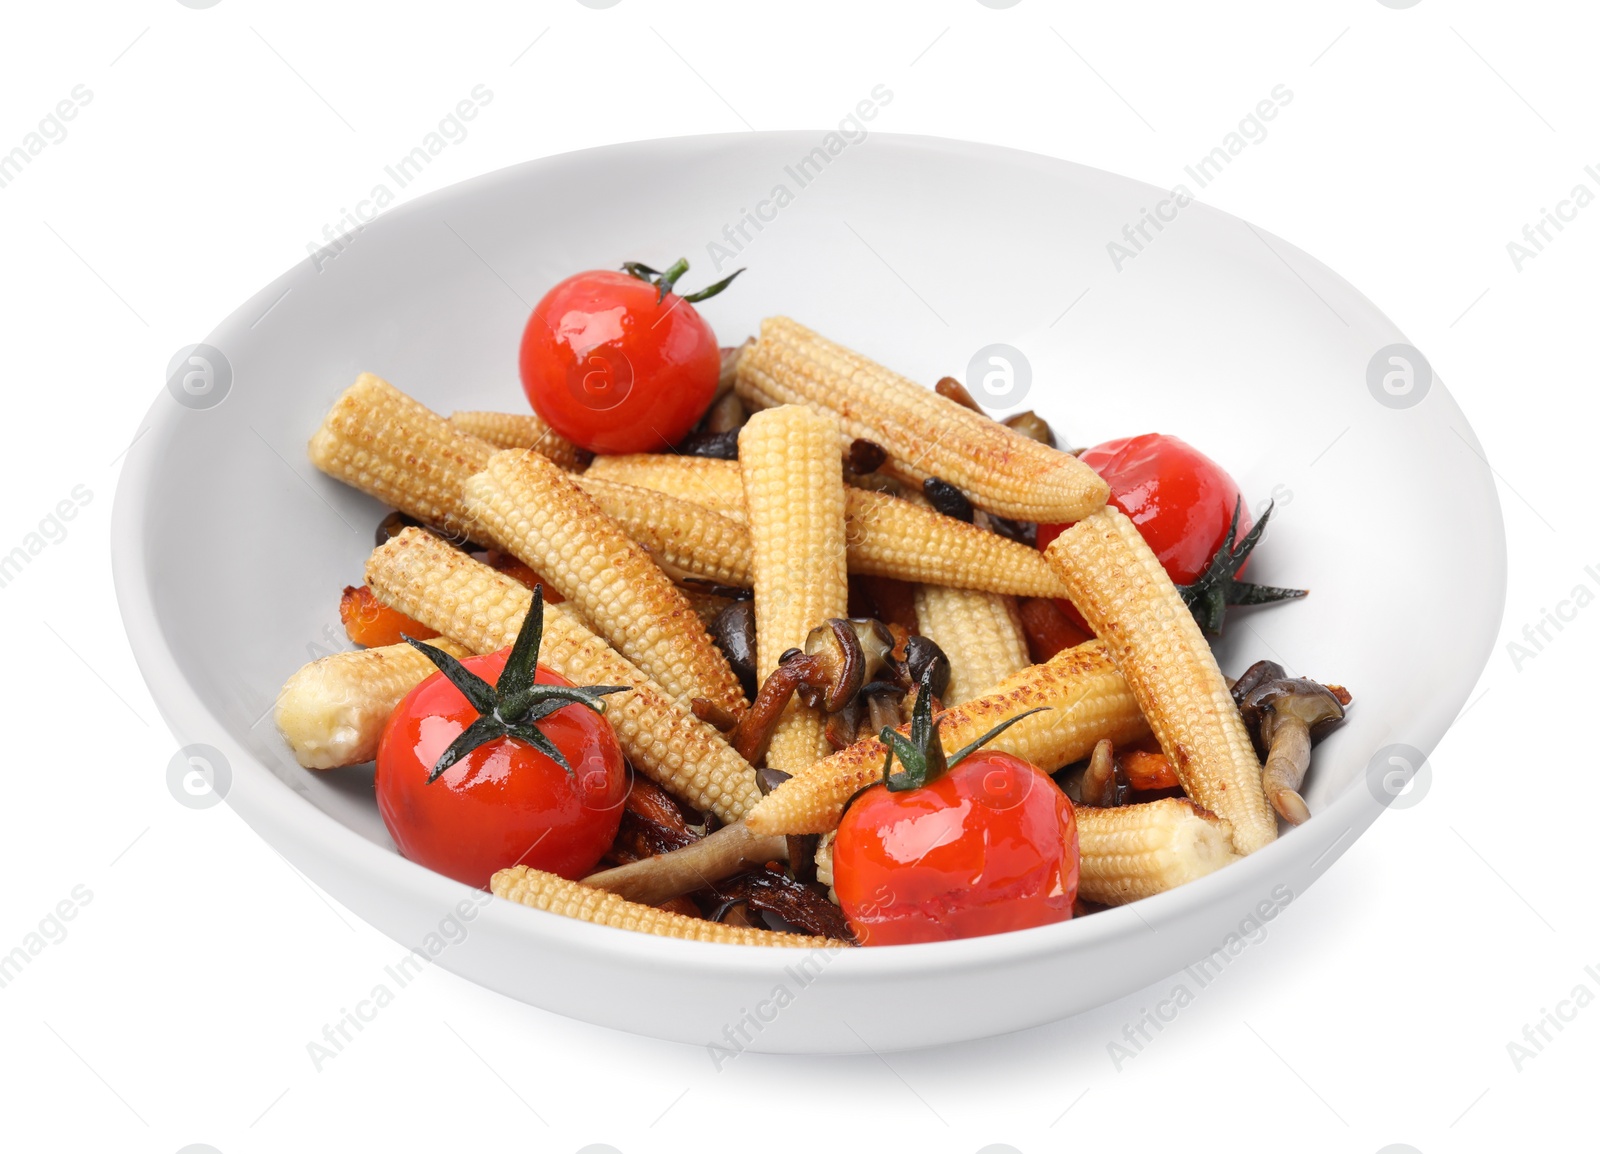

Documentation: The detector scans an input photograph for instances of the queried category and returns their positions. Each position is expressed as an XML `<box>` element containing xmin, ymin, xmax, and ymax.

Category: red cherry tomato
<box><xmin>519</xmin><ymin>269</ymin><xmax>721</xmax><ymax>454</ymax></box>
<box><xmin>1038</xmin><ymin>433</ymin><xmax>1250</xmax><ymax>627</ymax></box>
<box><xmin>376</xmin><ymin>649</ymin><xmax>626</xmax><ymax>888</ymax></box>
<box><xmin>833</xmin><ymin>753</ymin><xmax>1079</xmax><ymax>945</ymax></box>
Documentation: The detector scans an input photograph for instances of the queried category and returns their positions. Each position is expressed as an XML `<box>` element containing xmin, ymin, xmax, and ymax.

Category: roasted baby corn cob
<box><xmin>912</xmin><ymin>584</ymin><xmax>1031</xmax><ymax>705</ymax></box>
<box><xmin>573</xmin><ymin>475</ymin><xmax>752</xmax><ymax>587</ymax></box>
<box><xmin>1045</xmin><ymin>507</ymin><xmax>1276</xmax><ymax>855</ymax></box>
<box><xmin>735</xmin><ymin>317</ymin><xmax>1108</xmax><ymax>523</ymax></box>
<box><xmin>747</xmin><ymin>641</ymin><xmax>1149</xmax><ymax>835</ymax></box>
<box><xmin>274</xmin><ymin>638</ymin><xmax>469</xmax><ymax>769</ymax></box>
<box><xmin>844</xmin><ymin>488</ymin><xmax>1065</xmax><ymax>596</ymax></box>
<box><xmin>308</xmin><ymin>373</ymin><xmax>492</xmax><ymax>542</ymax></box>
<box><xmin>492</xmin><ymin>866</ymin><xmax>840</xmax><ymax>947</ymax></box>
<box><xmin>465</xmin><ymin>449</ymin><xmax>747</xmax><ymax>719</ymax></box>
<box><xmin>1076</xmin><ymin>799</ymin><xmax>1240</xmax><ymax>906</ymax></box>
<box><xmin>366</xmin><ymin>528</ymin><xmax>761</xmax><ymax>822</ymax></box>
<box><xmin>448</xmin><ymin>409</ymin><xmax>585</xmax><ymax>471</ymax></box>
<box><xmin>578</xmin><ymin>457</ymin><xmax>1068</xmax><ymax>597</ymax></box>
<box><xmin>583</xmin><ymin>453</ymin><xmax>748</xmax><ymax>520</ymax></box>
<box><xmin>739</xmin><ymin>406</ymin><xmax>851</xmax><ymax>772</ymax></box>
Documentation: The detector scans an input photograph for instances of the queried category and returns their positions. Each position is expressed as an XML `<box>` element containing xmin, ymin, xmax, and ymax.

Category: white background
<box><xmin>1</xmin><ymin>2</ymin><xmax>1594</xmax><ymax>1152</ymax></box>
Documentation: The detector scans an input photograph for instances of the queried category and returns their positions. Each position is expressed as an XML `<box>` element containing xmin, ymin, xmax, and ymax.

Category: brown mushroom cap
<box><xmin>902</xmin><ymin>634</ymin><xmax>952</xmax><ymax>700</ymax></box>
<box><xmin>801</xmin><ymin>619</ymin><xmax>868</xmax><ymax>713</ymax></box>
<box><xmin>1239</xmin><ymin>675</ymin><xmax>1347</xmax><ymax>758</ymax></box>
<box><xmin>1002</xmin><ymin>410</ymin><xmax>1056</xmax><ymax>447</ymax></box>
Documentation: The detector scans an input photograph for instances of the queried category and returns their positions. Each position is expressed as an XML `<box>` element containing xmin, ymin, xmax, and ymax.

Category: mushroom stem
<box><xmin>864</xmin><ymin>690</ymin><xmax>903</xmax><ymax>737</ymax></box>
<box><xmin>729</xmin><ymin>660</ymin><xmax>811</xmax><ymax>764</ymax></box>
<box><xmin>582</xmin><ymin>818</ymin><xmax>788</xmax><ymax>907</ymax></box>
<box><xmin>1262</xmin><ymin>716</ymin><xmax>1313</xmax><ymax>825</ymax></box>
<box><xmin>1079</xmin><ymin>738</ymin><xmax>1126</xmax><ymax>808</ymax></box>
<box><xmin>691</xmin><ymin>697</ymin><xmax>740</xmax><ymax>732</ymax></box>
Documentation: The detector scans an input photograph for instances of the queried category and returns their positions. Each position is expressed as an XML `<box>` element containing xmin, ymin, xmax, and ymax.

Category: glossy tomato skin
<box><xmin>519</xmin><ymin>270</ymin><xmax>721</xmax><ymax>454</ymax></box>
<box><xmin>1037</xmin><ymin>433</ymin><xmax>1250</xmax><ymax>629</ymax></box>
<box><xmin>376</xmin><ymin>651</ymin><xmax>626</xmax><ymax>888</ymax></box>
<box><xmin>833</xmin><ymin>753</ymin><xmax>1079</xmax><ymax>946</ymax></box>
<box><xmin>1038</xmin><ymin>433</ymin><xmax>1250</xmax><ymax>585</ymax></box>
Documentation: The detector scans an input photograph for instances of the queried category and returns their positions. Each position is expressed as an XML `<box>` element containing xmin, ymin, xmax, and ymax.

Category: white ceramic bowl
<box><xmin>112</xmin><ymin>132</ymin><xmax>1504</xmax><ymax>1052</ymax></box>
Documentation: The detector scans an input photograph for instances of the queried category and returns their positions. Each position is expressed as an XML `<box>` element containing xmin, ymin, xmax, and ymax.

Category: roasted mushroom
<box><xmin>901</xmin><ymin>634</ymin><xmax>951</xmax><ymax>699</ymax></box>
<box><xmin>1002</xmin><ymin>410</ymin><xmax>1056</xmax><ymax>447</ymax></box>
<box><xmin>710</xmin><ymin>599</ymin><xmax>758</xmax><ymax>700</ymax></box>
<box><xmin>1233</xmin><ymin>660</ymin><xmax>1351</xmax><ymax>825</ymax></box>
<box><xmin>584</xmin><ymin>817</ymin><xmax>788</xmax><ymax>906</ymax></box>
<box><xmin>704</xmin><ymin>389</ymin><xmax>745</xmax><ymax>434</ymax></box>
<box><xmin>728</xmin><ymin>618</ymin><xmax>872</xmax><ymax>764</ymax></box>
<box><xmin>846</xmin><ymin>437</ymin><xmax>889</xmax><ymax>475</ymax></box>
<box><xmin>1076</xmin><ymin>738</ymin><xmax>1128</xmax><ymax>807</ymax></box>
<box><xmin>922</xmin><ymin>476</ymin><xmax>975</xmax><ymax>522</ymax></box>
<box><xmin>675</xmin><ymin>428</ymin><xmax>741</xmax><ymax>459</ymax></box>
<box><xmin>934</xmin><ymin>375</ymin><xmax>983</xmax><ymax>412</ymax></box>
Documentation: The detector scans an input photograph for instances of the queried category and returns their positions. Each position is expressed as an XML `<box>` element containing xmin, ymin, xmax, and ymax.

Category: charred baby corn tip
<box><xmin>448</xmin><ymin>410</ymin><xmax>585</xmax><ymax>470</ymax></box>
<box><xmin>912</xmin><ymin>584</ymin><xmax>1031</xmax><ymax>705</ymax></box>
<box><xmin>465</xmin><ymin>449</ymin><xmax>747</xmax><ymax>718</ymax></box>
<box><xmin>734</xmin><ymin>317</ymin><xmax>1109</xmax><ymax>523</ymax></box>
<box><xmin>491</xmin><ymin>865</ymin><xmax>840</xmax><ymax>947</ymax></box>
<box><xmin>1075</xmin><ymin>799</ymin><xmax>1240</xmax><ymax>906</ymax></box>
<box><xmin>746</xmin><ymin>641</ymin><xmax>1149</xmax><ymax>836</ymax></box>
<box><xmin>307</xmin><ymin>373</ymin><xmax>493</xmax><ymax>541</ymax></box>
<box><xmin>1044</xmin><ymin>506</ymin><xmax>1276</xmax><ymax>855</ymax></box>
<box><xmin>274</xmin><ymin>638</ymin><xmax>469</xmax><ymax>769</ymax></box>
<box><xmin>365</xmin><ymin>528</ymin><xmax>761</xmax><ymax>822</ymax></box>
<box><xmin>739</xmin><ymin>405</ymin><xmax>851</xmax><ymax>772</ymax></box>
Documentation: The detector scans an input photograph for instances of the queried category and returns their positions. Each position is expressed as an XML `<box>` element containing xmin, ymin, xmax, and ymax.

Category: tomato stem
<box><xmin>1177</xmin><ymin>499</ymin><xmax>1307</xmax><ymax>635</ymax></box>
<box><xmin>621</xmin><ymin>257</ymin><xmax>745</xmax><ymax>305</ymax></box>
<box><xmin>874</xmin><ymin>664</ymin><xmax>1051</xmax><ymax>793</ymax></box>
<box><xmin>403</xmin><ymin>585</ymin><xmax>629</xmax><ymax>782</ymax></box>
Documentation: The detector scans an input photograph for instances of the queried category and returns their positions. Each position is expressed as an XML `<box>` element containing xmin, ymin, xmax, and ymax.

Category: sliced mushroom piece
<box><xmin>824</xmin><ymin>697</ymin><xmax>865</xmax><ymax>750</ymax></box>
<box><xmin>583</xmin><ymin>818</ymin><xmax>788</xmax><ymax>907</ymax></box>
<box><xmin>753</xmin><ymin>767</ymin><xmax>818</xmax><ymax>883</ymax></box>
<box><xmin>1002</xmin><ymin>410</ymin><xmax>1056</xmax><ymax>447</ymax></box>
<box><xmin>922</xmin><ymin>476</ymin><xmax>975</xmax><ymax>522</ymax></box>
<box><xmin>797</xmin><ymin>619</ymin><xmax>872</xmax><ymax>713</ymax></box>
<box><xmin>705</xmin><ymin>389</ymin><xmax>745</xmax><ymax>434</ymax></box>
<box><xmin>846</xmin><ymin>438</ymin><xmax>889</xmax><ymax>475</ymax></box>
<box><xmin>1236</xmin><ymin>670</ymin><xmax>1350</xmax><ymax>825</ymax></box>
<box><xmin>675</xmin><ymin>428</ymin><xmax>741</xmax><ymax>459</ymax></box>
<box><xmin>934</xmin><ymin>375</ymin><xmax>983</xmax><ymax>412</ymax></box>
<box><xmin>901</xmin><ymin>634</ymin><xmax>951</xmax><ymax>700</ymax></box>
<box><xmin>1077</xmin><ymin>738</ymin><xmax>1129</xmax><ymax>808</ymax></box>
<box><xmin>727</xmin><ymin>618</ymin><xmax>868</xmax><ymax>764</ymax></box>
<box><xmin>710</xmin><ymin>599</ymin><xmax>758</xmax><ymax>700</ymax></box>
<box><xmin>690</xmin><ymin>697</ymin><xmax>740</xmax><ymax>733</ymax></box>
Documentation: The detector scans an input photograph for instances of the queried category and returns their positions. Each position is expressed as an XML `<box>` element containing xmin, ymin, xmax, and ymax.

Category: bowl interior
<box><xmin>116</xmin><ymin>132</ymin><xmax>1504</xmax><ymax>1007</ymax></box>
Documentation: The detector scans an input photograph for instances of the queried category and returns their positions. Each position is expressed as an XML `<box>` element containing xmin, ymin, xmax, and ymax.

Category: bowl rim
<box><xmin>110</xmin><ymin>128</ymin><xmax>1507</xmax><ymax>982</ymax></box>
